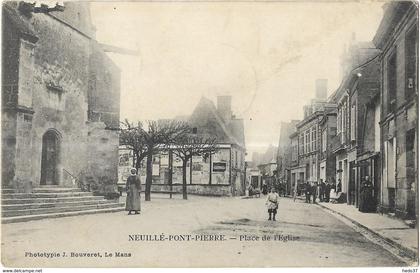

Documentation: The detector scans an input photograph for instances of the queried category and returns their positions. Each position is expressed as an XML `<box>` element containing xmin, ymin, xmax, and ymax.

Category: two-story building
<box><xmin>330</xmin><ymin>41</ymin><xmax>381</xmax><ymax>206</ymax></box>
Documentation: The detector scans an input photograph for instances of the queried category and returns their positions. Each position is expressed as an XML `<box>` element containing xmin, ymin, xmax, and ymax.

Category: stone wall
<box><xmin>88</xmin><ymin>42</ymin><xmax>120</xmax><ymax>129</ymax></box>
<box><xmin>86</xmin><ymin>122</ymin><xmax>120</xmax><ymax>194</ymax></box>
<box><xmin>2</xmin><ymin>3</ymin><xmax>121</xmax><ymax>194</ymax></box>
<box><xmin>29</xmin><ymin>8</ymin><xmax>91</xmax><ymax>188</ymax></box>
<box><xmin>379</xmin><ymin>10</ymin><xmax>418</xmax><ymax>219</ymax></box>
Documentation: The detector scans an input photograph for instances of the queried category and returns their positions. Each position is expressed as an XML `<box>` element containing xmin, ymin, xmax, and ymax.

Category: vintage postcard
<box><xmin>1</xmin><ymin>0</ymin><xmax>419</xmax><ymax>269</ymax></box>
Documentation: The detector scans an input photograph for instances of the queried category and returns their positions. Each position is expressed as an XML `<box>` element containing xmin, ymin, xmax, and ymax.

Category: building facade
<box><xmin>277</xmin><ymin>120</ymin><xmax>300</xmax><ymax>195</ymax></box>
<box><xmin>119</xmin><ymin>96</ymin><xmax>246</xmax><ymax>197</ymax></box>
<box><xmin>318</xmin><ymin>110</ymin><xmax>337</xmax><ymax>186</ymax></box>
<box><xmin>2</xmin><ymin>2</ymin><xmax>121</xmax><ymax>194</ymax></box>
<box><xmin>373</xmin><ymin>1</ymin><xmax>418</xmax><ymax>219</ymax></box>
<box><xmin>291</xmin><ymin>80</ymin><xmax>337</xmax><ymax>189</ymax></box>
<box><xmin>330</xmin><ymin>41</ymin><xmax>381</xmax><ymax>206</ymax></box>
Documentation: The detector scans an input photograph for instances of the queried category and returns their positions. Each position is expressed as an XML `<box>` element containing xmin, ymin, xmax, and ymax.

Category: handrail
<box><xmin>62</xmin><ymin>168</ymin><xmax>88</xmax><ymax>191</ymax></box>
<box><xmin>62</xmin><ymin>168</ymin><xmax>77</xmax><ymax>180</ymax></box>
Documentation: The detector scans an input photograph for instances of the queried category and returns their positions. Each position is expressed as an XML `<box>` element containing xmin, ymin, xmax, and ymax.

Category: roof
<box><xmin>373</xmin><ymin>2</ymin><xmax>416</xmax><ymax>49</ymax></box>
<box><xmin>189</xmin><ymin>97</ymin><xmax>245</xmax><ymax>148</ymax></box>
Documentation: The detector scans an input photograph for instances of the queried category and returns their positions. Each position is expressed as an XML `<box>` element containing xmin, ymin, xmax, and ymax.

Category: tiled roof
<box><xmin>189</xmin><ymin>97</ymin><xmax>245</xmax><ymax>148</ymax></box>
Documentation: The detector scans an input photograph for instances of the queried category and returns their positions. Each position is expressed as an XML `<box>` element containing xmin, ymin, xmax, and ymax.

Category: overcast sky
<box><xmin>90</xmin><ymin>1</ymin><xmax>384</xmax><ymax>157</ymax></box>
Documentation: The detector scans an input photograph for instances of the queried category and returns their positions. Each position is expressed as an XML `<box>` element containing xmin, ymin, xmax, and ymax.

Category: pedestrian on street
<box><xmin>325</xmin><ymin>182</ymin><xmax>331</xmax><ymax>202</ymax></box>
<box><xmin>337</xmin><ymin>179</ymin><xmax>342</xmax><ymax>193</ymax></box>
<box><xmin>266</xmin><ymin>188</ymin><xmax>279</xmax><ymax>221</ymax></box>
<box><xmin>125</xmin><ymin>168</ymin><xmax>141</xmax><ymax>215</ymax></box>
<box><xmin>359</xmin><ymin>176</ymin><xmax>373</xmax><ymax>213</ymax></box>
<box><xmin>262</xmin><ymin>182</ymin><xmax>268</xmax><ymax>195</ymax></box>
<box><xmin>320</xmin><ymin>180</ymin><xmax>326</xmax><ymax>202</ymax></box>
<box><xmin>305</xmin><ymin>181</ymin><xmax>311</xmax><ymax>203</ymax></box>
<box><xmin>312</xmin><ymin>182</ymin><xmax>318</xmax><ymax>204</ymax></box>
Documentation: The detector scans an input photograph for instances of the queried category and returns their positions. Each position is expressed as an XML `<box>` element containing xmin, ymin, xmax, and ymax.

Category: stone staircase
<box><xmin>1</xmin><ymin>187</ymin><xmax>125</xmax><ymax>223</ymax></box>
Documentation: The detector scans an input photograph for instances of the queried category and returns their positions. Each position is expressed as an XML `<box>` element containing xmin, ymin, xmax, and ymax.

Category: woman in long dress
<box><xmin>125</xmin><ymin>168</ymin><xmax>141</xmax><ymax>215</ymax></box>
<box><xmin>266</xmin><ymin>188</ymin><xmax>280</xmax><ymax>221</ymax></box>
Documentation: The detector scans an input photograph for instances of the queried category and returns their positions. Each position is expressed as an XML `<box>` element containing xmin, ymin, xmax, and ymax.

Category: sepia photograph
<box><xmin>0</xmin><ymin>0</ymin><xmax>419</xmax><ymax>269</ymax></box>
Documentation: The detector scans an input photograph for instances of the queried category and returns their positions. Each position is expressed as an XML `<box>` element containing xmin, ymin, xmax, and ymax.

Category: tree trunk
<box><xmin>135</xmin><ymin>154</ymin><xmax>141</xmax><ymax>172</ymax></box>
<box><xmin>145</xmin><ymin>150</ymin><xmax>153</xmax><ymax>201</ymax></box>
<box><xmin>182</xmin><ymin>159</ymin><xmax>188</xmax><ymax>200</ymax></box>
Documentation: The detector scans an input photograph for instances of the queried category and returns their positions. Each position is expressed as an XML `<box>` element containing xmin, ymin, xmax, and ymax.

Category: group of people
<box><xmin>261</xmin><ymin>181</ymin><xmax>287</xmax><ymax>197</ymax></box>
<box><xmin>303</xmin><ymin>180</ymin><xmax>335</xmax><ymax>204</ymax></box>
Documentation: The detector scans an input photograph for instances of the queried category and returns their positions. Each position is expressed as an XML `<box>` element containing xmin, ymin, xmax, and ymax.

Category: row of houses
<box><xmin>277</xmin><ymin>1</ymin><xmax>418</xmax><ymax>221</ymax></box>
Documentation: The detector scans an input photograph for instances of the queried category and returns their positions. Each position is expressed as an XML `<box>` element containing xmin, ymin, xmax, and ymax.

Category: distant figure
<box><xmin>305</xmin><ymin>181</ymin><xmax>312</xmax><ymax>203</ymax></box>
<box><xmin>320</xmin><ymin>180</ymin><xmax>326</xmax><ymax>202</ymax></box>
<box><xmin>337</xmin><ymin>179</ymin><xmax>342</xmax><ymax>193</ymax></box>
<box><xmin>266</xmin><ymin>188</ymin><xmax>280</xmax><ymax>221</ymax></box>
<box><xmin>293</xmin><ymin>182</ymin><xmax>298</xmax><ymax>202</ymax></box>
<box><xmin>280</xmin><ymin>182</ymin><xmax>286</xmax><ymax>197</ymax></box>
<box><xmin>325</xmin><ymin>182</ymin><xmax>331</xmax><ymax>202</ymax></box>
<box><xmin>262</xmin><ymin>183</ymin><xmax>268</xmax><ymax>195</ymax></box>
<box><xmin>359</xmin><ymin>176</ymin><xmax>373</xmax><ymax>212</ymax></box>
<box><xmin>125</xmin><ymin>168</ymin><xmax>141</xmax><ymax>215</ymax></box>
<box><xmin>312</xmin><ymin>182</ymin><xmax>318</xmax><ymax>204</ymax></box>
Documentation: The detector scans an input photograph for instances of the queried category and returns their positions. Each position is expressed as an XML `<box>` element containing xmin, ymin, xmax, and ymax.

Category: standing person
<box><xmin>320</xmin><ymin>180</ymin><xmax>326</xmax><ymax>202</ymax></box>
<box><xmin>325</xmin><ymin>182</ymin><xmax>331</xmax><ymax>202</ymax></box>
<box><xmin>312</xmin><ymin>182</ymin><xmax>318</xmax><ymax>204</ymax></box>
<box><xmin>337</xmin><ymin>179</ymin><xmax>342</xmax><ymax>193</ymax></box>
<box><xmin>266</xmin><ymin>188</ymin><xmax>280</xmax><ymax>221</ymax></box>
<box><xmin>359</xmin><ymin>176</ymin><xmax>373</xmax><ymax>212</ymax></box>
<box><xmin>262</xmin><ymin>182</ymin><xmax>268</xmax><ymax>195</ymax></box>
<box><xmin>305</xmin><ymin>181</ymin><xmax>311</xmax><ymax>203</ymax></box>
<box><xmin>125</xmin><ymin>168</ymin><xmax>141</xmax><ymax>215</ymax></box>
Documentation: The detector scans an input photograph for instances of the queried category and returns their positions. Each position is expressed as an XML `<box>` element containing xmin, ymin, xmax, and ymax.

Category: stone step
<box><xmin>2</xmin><ymin>202</ymin><xmax>124</xmax><ymax>217</ymax></box>
<box><xmin>2</xmin><ymin>192</ymin><xmax>93</xmax><ymax>199</ymax></box>
<box><xmin>2</xmin><ymin>199</ymin><xmax>116</xmax><ymax>210</ymax></box>
<box><xmin>2</xmin><ymin>206</ymin><xmax>126</xmax><ymax>224</ymax></box>
<box><xmin>32</xmin><ymin>188</ymin><xmax>82</xmax><ymax>193</ymax></box>
<box><xmin>2</xmin><ymin>196</ymin><xmax>105</xmax><ymax>205</ymax></box>
<box><xmin>1</xmin><ymin>189</ymin><xmax>14</xmax><ymax>194</ymax></box>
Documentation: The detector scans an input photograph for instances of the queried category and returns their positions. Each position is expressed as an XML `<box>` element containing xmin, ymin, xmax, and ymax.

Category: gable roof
<box><xmin>189</xmin><ymin>96</ymin><xmax>245</xmax><ymax>148</ymax></box>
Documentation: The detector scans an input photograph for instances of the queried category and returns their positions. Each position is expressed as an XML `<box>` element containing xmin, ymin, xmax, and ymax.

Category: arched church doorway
<box><xmin>40</xmin><ymin>129</ymin><xmax>61</xmax><ymax>185</ymax></box>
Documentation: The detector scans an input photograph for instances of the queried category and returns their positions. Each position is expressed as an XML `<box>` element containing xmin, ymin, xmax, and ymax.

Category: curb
<box><xmin>317</xmin><ymin>202</ymin><xmax>418</xmax><ymax>264</ymax></box>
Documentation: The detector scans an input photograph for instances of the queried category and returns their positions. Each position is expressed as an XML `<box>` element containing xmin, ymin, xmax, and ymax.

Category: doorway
<box><xmin>40</xmin><ymin>130</ymin><xmax>61</xmax><ymax>186</ymax></box>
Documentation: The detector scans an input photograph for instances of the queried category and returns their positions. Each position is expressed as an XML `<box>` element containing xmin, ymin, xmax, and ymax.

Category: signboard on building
<box><xmin>213</xmin><ymin>162</ymin><xmax>227</xmax><ymax>172</ymax></box>
<box><xmin>118</xmin><ymin>148</ymin><xmax>134</xmax><ymax>184</ymax></box>
<box><xmin>152</xmin><ymin>164</ymin><xmax>160</xmax><ymax>176</ymax></box>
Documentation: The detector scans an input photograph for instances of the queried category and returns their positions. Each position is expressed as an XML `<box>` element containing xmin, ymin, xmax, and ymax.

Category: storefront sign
<box><xmin>213</xmin><ymin>162</ymin><xmax>227</xmax><ymax>172</ymax></box>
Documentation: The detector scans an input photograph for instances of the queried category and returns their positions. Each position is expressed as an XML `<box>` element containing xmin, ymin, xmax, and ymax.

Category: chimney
<box><xmin>315</xmin><ymin>79</ymin><xmax>328</xmax><ymax>100</ymax></box>
<box><xmin>217</xmin><ymin>96</ymin><xmax>232</xmax><ymax>122</ymax></box>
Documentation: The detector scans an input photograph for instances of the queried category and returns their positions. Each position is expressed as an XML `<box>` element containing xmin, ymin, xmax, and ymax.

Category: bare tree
<box><xmin>172</xmin><ymin>135</ymin><xmax>218</xmax><ymax>200</ymax></box>
<box><xmin>120</xmin><ymin>119</ymin><xmax>190</xmax><ymax>201</ymax></box>
<box><xmin>119</xmin><ymin>119</ymin><xmax>147</xmax><ymax>172</ymax></box>
<box><xmin>141</xmin><ymin>120</ymin><xmax>190</xmax><ymax>201</ymax></box>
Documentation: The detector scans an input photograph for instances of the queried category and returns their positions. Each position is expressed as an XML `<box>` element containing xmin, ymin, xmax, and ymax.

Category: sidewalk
<box><xmin>317</xmin><ymin>201</ymin><xmax>418</xmax><ymax>259</ymax></box>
